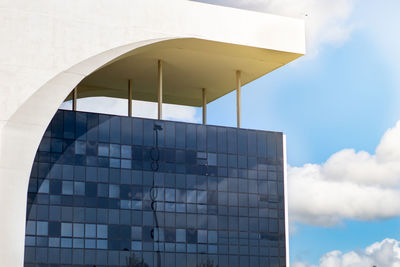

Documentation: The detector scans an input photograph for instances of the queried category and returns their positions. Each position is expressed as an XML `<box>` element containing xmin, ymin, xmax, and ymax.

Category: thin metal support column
<box><xmin>72</xmin><ymin>87</ymin><xmax>77</xmax><ymax>111</ymax></box>
<box><xmin>236</xmin><ymin>70</ymin><xmax>241</xmax><ymax>128</ymax></box>
<box><xmin>128</xmin><ymin>80</ymin><xmax>133</xmax><ymax>117</ymax></box>
<box><xmin>158</xmin><ymin>60</ymin><xmax>163</xmax><ymax>120</ymax></box>
<box><xmin>202</xmin><ymin>88</ymin><xmax>207</xmax><ymax>125</ymax></box>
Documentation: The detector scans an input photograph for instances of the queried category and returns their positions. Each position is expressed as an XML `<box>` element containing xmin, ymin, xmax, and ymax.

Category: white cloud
<box><xmin>294</xmin><ymin>238</ymin><xmax>400</xmax><ymax>267</ymax></box>
<box><xmin>192</xmin><ymin>0</ymin><xmax>356</xmax><ymax>54</ymax></box>
<box><xmin>60</xmin><ymin>97</ymin><xmax>200</xmax><ymax>123</ymax></box>
<box><xmin>292</xmin><ymin>263</ymin><xmax>308</xmax><ymax>267</ymax></box>
<box><xmin>288</xmin><ymin>121</ymin><xmax>400</xmax><ymax>226</ymax></box>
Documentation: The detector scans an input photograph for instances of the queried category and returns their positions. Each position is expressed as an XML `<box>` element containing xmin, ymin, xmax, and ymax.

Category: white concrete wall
<box><xmin>0</xmin><ymin>0</ymin><xmax>304</xmax><ymax>265</ymax></box>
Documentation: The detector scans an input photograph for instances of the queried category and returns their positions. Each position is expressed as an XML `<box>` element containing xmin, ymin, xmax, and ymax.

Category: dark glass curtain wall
<box><xmin>24</xmin><ymin>110</ymin><xmax>286</xmax><ymax>267</ymax></box>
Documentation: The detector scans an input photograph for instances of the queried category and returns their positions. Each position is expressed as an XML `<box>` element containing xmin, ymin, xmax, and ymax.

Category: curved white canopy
<box><xmin>78</xmin><ymin>38</ymin><xmax>302</xmax><ymax>106</ymax></box>
<box><xmin>75</xmin><ymin>38</ymin><xmax>303</xmax><ymax>106</ymax></box>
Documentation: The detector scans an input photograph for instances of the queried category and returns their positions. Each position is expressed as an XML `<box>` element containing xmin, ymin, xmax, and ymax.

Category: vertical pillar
<box><xmin>158</xmin><ymin>60</ymin><xmax>163</xmax><ymax>120</ymax></box>
<box><xmin>72</xmin><ymin>87</ymin><xmax>77</xmax><ymax>111</ymax></box>
<box><xmin>236</xmin><ymin>70</ymin><xmax>241</xmax><ymax>128</ymax></box>
<box><xmin>202</xmin><ymin>88</ymin><xmax>207</xmax><ymax>125</ymax></box>
<box><xmin>128</xmin><ymin>80</ymin><xmax>133</xmax><ymax>117</ymax></box>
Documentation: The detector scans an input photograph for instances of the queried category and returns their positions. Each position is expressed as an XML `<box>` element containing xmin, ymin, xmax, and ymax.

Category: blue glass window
<box><xmin>49</xmin><ymin>237</ymin><xmax>60</xmax><ymax>247</ymax></box>
<box><xmin>38</xmin><ymin>180</ymin><xmax>49</xmax><ymax>194</ymax></box>
<box><xmin>131</xmin><ymin>226</ymin><xmax>142</xmax><ymax>240</ymax></box>
<box><xmin>61</xmin><ymin>223</ymin><xmax>72</xmax><ymax>237</ymax></box>
<box><xmin>110</xmin><ymin>117</ymin><xmax>121</xmax><ymax>143</ymax></box>
<box><xmin>165</xmin><ymin>188</ymin><xmax>176</xmax><ymax>202</ymax></box>
<box><xmin>176</xmin><ymin>229</ymin><xmax>186</xmax><ymax>242</ymax></box>
<box><xmin>175</xmin><ymin>123</ymin><xmax>185</xmax><ymax>149</ymax></box>
<box><xmin>187</xmin><ymin>190</ymin><xmax>196</xmax><ymax>203</ymax></box>
<box><xmin>132</xmin><ymin>241</ymin><xmax>142</xmax><ymax>251</ymax></box>
<box><xmin>36</xmin><ymin>221</ymin><xmax>48</xmax><ymax>236</ymax></box>
<box><xmin>110</xmin><ymin>144</ymin><xmax>120</xmax><ymax>158</ymax></box>
<box><xmin>208</xmin><ymin>153</ymin><xmax>217</xmax><ymax>166</ymax></box>
<box><xmin>50</xmin><ymin>180</ymin><xmax>62</xmax><ymax>195</ymax></box>
<box><xmin>48</xmin><ymin>222</ymin><xmax>60</xmax><ymax>237</ymax></box>
<box><xmin>97</xmin><ymin>239</ymin><xmax>107</xmax><ymax>249</ymax></box>
<box><xmin>109</xmin><ymin>184</ymin><xmax>120</xmax><ymax>198</ymax></box>
<box><xmin>73</xmin><ymin>223</ymin><xmax>84</xmax><ymax>238</ymax></box>
<box><xmin>187</xmin><ymin>229</ymin><xmax>197</xmax><ymax>243</ymax></box>
<box><xmin>61</xmin><ymin>237</ymin><xmax>72</xmax><ymax>248</ymax></box>
<box><xmin>75</xmin><ymin>141</ymin><xmax>86</xmax><ymax>155</ymax></box>
<box><xmin>74</xmin><ymin>182</ymin><xmax>85</xmax><ymax>195</ymax></box>
<box><xmin>85</xmin><ymin>239</ymin><xmax>96</xmax><ymax>249</ymax></box>
<box><xmin>186</xmin><ymin>124</ymin><xmax>196</xmax><ymax>150</ymax></box>
<box><xmin>26</xmin><ymin>221</ymin><xmax>36</xmax><ymax>235</ymax></box>
<box><xmin>85</xmin><ymin>224</ymin><xmax>96</xmax><ymax>238</ymax></box>
<box><xmin>198</xmin><ymin>230</ymin><xmax>207</xmax><ymax>243</ymax></box>
<box><xmin>110</xmin><ymin>158</ymin><xmax>120</xmax><ymax>168</ymax></box>
<box><xmin>121</xmin><ymin>145</ymin><xmax>132</xmax><ymax>159</ymax></box>
<box><xmin>98</xmin><ymin>143</ymin><xmax>109</xmax><ymax>157</ymax></box>
<box><xmin>85</xmin><ymin>182</ymin><xmax>97</xmax><ymax>197</ymax></box>
<box><xmin>62</xmin><ymin>181</ymin><xmax>73</xmax><ymax>195</ymax></box>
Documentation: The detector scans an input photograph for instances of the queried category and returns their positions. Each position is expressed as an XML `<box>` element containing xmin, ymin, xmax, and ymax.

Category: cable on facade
<box><xmin>150</xmin><ymin>123</ymin><xmax>162</xmax><ymax>267</ymax></box>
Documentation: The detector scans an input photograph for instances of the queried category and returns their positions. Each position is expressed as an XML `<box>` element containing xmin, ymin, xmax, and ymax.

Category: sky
<box><xmin>62</xmin><ymin>0</ymin><xmax>400</xmax><ymax>265</ymax></box>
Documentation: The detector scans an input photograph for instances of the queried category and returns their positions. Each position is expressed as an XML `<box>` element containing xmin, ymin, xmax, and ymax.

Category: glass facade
<box><xmin>25</xmin><ymin>110</ymin><xmax>286</xmax><ymax>267</ymax></box>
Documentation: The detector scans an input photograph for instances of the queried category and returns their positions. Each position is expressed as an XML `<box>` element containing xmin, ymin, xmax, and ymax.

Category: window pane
<box><xmin>62</xmin><ymin>181</ymin><xmax>73</xmax><ymax>195</ymax></box>
<box><xmin>109</xmin><ymin>184</ymin><xmax>120</xmax><ymax>198</ymax></box>
<box><xmin>110</xmin><ymin>144</ymin><xmax>120</xmax><ymax>158</ymax></box>
<box><xmin>132</xmin><ymin>241</ymin><xmax>142</xmax><ymax>251</ymax></box>
<box><xmin>97</xmin><ymin>224</ymin><xmax>108</xmax><ymax>239</ymax></box>
<box><xmin>85</xmin><ymin>224</ymin><xmax>96</xmax><ymax>238</ymax></box>
<box><xmin>36</xmin><ymin>221</ymin><xmax>48</xmax><ymax>236</ymax></box>
<box><xmin>38</xmin><ymin>180</ymin><xmax>49</xmax><ymax>194</ymax></box>
<box><xmin>85</xmin><ymin>182</ymin><xmax>97</xmax><ymax>197</ymax></box>
<box><xmin>121</xmin><ymin>145</ymin><xmax>132</xmax><ymax>159</ymax></box>
<box><xmin>176</xmin><ymin>229</ymin><xmax>186</xmax><ymax>243</ymax></box>
<box><xmin>165</xmin><ymin>188</ymin><xmax>175</xmax><ymax>202</ymax></box>
<box><xmin>48</xmin><ymin>222</ymin><xmax>60</xmax><ymax>237</ymax></box>
<box><xmin>187</xmin><ymin>229</ymin><xmax>197</xmax><ymax>244</ymax></box>
<box><xmin>97</xmin><ymin>183</ymin><xmax>108</xmax><ymax>197</ymax></box>
<box><xmin>74</xmin><ymin>182</ymin><xmax>85</xmax><ymax>195</ymax></box>
<box><xmin>97</xmin><ymin>239</ymin><xmax>107</xmax><ymax>249</ymax></box>
<box><xmin>61</xmin><ymin>223</ymin><xmax>72</xmax><ymax>237</ymax></box>
<box><xmin>131</xmin><ymin>226</ymin><xmax>142</xmax><ymax>240</ymax></box>
<box><xmin>98</xmin><ymin>143</ymin><xmax>109</xmax><ymax>157</ymax></box>
<box><xmin>198</xmin><ymin>230</ymin><xmax>207</xmax><ymax>243</ymax></box>
<box><xmin>75</xmin><ymin>140</ymin><xmax>86</xmax><ymax>155</ymax></box>
<box><xmin>26</xmin><ymin>221</ymin><xmax>36</xmax><ymax>235</ymax></box>
<box><xmin>73</xmin><ymin>223</ymin><xmax>84</xmax><ymax>238</ymax></box>
<box><xmin>208</xmin><ymin>153</ymin><xmax>217</xmax><ymax>166</ymax></box>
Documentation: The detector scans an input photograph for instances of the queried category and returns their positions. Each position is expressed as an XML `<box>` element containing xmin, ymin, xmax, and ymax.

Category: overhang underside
<box><xmin>71</xmin><ymin>38</ymin><xmax>303</xmax><ymax>107</ymax></box>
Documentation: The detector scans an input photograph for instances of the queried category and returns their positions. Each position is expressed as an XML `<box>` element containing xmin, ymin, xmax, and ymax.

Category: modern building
<box><xmin>0</xmin><ymin>1</ymin><xmax>305</xmax><ymax>266</ymax></box>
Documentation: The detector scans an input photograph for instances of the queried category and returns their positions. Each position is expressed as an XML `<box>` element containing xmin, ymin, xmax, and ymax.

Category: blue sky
<box><xmin>67</xmin><ymin>0</ymin><xmax>400</xmax><ymax>265</ymax></box>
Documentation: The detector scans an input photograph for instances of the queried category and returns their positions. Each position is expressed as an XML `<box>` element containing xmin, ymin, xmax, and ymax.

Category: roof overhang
<box><xmin>76</xmin><ymin>38</ymin><xmax>303</xmax><ymax>106</ymax></box>
<box><xmin>71</xmin><ymin>1</ymin><xmax>306</xmax><ymax>107</ymax></box>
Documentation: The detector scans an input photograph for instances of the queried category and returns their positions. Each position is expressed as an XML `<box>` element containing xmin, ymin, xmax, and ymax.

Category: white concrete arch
<box><xmin>0</xmin><ymin>1</ymin><xmax>304</xmax><ymax>266</ymax></box>
<box><xmin>0</xmin><ymin>37</ymin><xmax>176</xmax><ymax>267</ymax></box>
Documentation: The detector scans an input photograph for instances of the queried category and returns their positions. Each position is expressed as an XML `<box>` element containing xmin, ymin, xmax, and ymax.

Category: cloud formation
<box><xmin>293</xmin><ymin>238</ymin><xmax>400</xmax><ymax>267</ymax></box>
<box><xmin>60</xmin><ymin>97</ymin><xmax>200</xmax><ymax>123</ymax></box>
<box><xmin>288</xmin><ymin>121</ymin><xmax>400</xmax><ymax>226</ymax></box>
<box><xmin>192</xmin><ymin>0</ymin><xmax>356</xmax><ymax>54</ymax></box>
